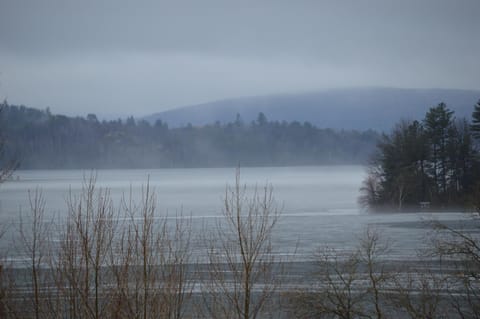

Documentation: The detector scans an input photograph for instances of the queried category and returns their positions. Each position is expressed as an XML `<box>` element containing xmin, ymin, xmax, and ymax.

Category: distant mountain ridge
<box><xmin>144</xmin><ymin>88</ymin><xmax>480</xmax><ymax>131</ymax></box>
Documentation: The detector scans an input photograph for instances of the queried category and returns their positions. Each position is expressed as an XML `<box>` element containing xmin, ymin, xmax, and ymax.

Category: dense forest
<box><xmin>360</xmin><ymin>101</ymin><xmax>480</xmax><ymax>210</ymax></box>
<box><xmin>0</xmin><ymin>102</ymin><xmax>378</xmax><ymax>169</ymax></box>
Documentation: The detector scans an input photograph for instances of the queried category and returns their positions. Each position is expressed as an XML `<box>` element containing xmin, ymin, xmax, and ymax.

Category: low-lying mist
<box><xmin>0</xmin><ymin>104</ymin><xmax>379</xmax><ymax>169</ymax></box>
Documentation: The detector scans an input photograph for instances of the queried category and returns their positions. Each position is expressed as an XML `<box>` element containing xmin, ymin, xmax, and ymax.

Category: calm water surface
<box><xmin>0</xmin><ymin>166</ymin><xmax>471</xmax><ymax>261</ymax></box>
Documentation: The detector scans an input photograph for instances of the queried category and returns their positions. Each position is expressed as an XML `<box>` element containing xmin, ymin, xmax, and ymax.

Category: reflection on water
<box><xmin>0</xmin><ymin>166</ymin><xmax>474</xmax><ymax>261</ymax></box>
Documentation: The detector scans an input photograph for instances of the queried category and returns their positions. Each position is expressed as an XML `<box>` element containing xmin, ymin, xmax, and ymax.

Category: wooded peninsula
<box><xmin>361</xmin><ymin>100</ymin><xmax>480</xmax><ymax>211</ymax></box>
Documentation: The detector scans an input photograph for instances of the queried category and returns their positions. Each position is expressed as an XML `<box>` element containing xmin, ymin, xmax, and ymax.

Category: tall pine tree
<box><xmin>471</xmin><ymin>100</ymin><xmax>480</xmax><ymax>140</ymax></box>
<box><xmin>424</xmin><ymin>103</ymin><xmax>454</xmax><ymax>197</ymax></box>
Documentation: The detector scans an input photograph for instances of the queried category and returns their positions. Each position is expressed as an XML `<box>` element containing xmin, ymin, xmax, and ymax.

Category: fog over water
<box><xmin>0</xmin><ymin>166</ymin><xmax>471</xmax><ymax>262</ymax></box>
<box><xmin>0</xmin><ymin>166</ymin><xmax>364</xmax><ymax>220</ymax></box>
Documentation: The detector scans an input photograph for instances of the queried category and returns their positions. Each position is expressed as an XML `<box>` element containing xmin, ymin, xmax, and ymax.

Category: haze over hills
<box><xmin>145</xmin><ymin>87</ymin><xmax>480</xmax><ymax>131</ymax></box>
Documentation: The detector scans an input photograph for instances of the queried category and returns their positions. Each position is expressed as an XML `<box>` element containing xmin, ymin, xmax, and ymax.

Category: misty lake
<box><xmin>0</xmin><ymin>165</ymin><xmax>472</xmax><ymax>262</ymax></box>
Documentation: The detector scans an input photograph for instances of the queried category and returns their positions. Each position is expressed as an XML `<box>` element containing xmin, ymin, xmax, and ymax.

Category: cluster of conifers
<box><xmin>360</xmin><ymin>100</ymin><xmax>480</xmax><ymax>211</ymax></box>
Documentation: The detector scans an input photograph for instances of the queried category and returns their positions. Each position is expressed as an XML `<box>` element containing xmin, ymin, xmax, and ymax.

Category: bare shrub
<box><xmin>200</xmin><ymin>168</ymin><xmax>282</xmax><ymax>319</ymax></box>
<box><xmin>289</xmin><ymin>228</ymin><xmax>390</xmax><ymax>319</ymax></box>
<box><xmin>358</xmin><ymin>171</ymin><xmax>382</xmax><ymax>210</ymax></box>
<box><xmin>391</xmin><ymin>269</ymin><xmax>448</xmax><ymax>319</ymax></box>
<box><xmin>0</xmin><ymin>173</ymin><xmax>195</xmax><ymax>318</ymax></box>
<box><xmin>429</xmin><ymin>216</ymin><xmax>480</xmax><ymax>318</ymax></box>
<box><xmin>110</xmin><ymin>182</ymin><xmax>193</xmax><ymax>319</ymax></box>
<box><xmin>18</xmin><ymin>189</ymin><xmax>52</xmax><ymax>319</ymax></box>
<box><xmin>52</xmin><ymin>174</ymin><xmax>118</xmax><ymax>319</ymax></box>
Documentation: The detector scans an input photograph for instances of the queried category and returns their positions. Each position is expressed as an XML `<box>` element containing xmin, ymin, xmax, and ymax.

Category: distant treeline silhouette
<box><xmin>0</xmin><ymin>102</ymin><xmax>379</xmax><ymax>169</ymax></box>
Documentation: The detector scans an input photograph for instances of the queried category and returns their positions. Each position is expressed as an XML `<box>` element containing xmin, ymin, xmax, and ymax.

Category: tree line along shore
<box><xmin>0</xmin><ymin>102</ymin><xmax>378</xmax><ymax>169</ymax></box>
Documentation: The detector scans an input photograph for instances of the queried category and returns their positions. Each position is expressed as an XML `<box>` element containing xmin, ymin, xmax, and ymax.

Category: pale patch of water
<box><xmin>0</xmin><ymin>166</ymin><xmax>474</xmax><ymax>262</ymax></box>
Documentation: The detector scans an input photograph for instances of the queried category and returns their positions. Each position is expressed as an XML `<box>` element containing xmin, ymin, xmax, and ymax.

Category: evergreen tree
<box><xmin>374</xmin><ymin>120</ymin><xmax>430</xmax><ymax>209</ymax></box>
<box><xmin>424</xmin><ymin>103</ymin><xmax>454</xmax><ymax>197</ymax></box>
<box><xmin>256</xmin><ymin>112</ymin><xmax>267</xmax><ymax>126</ymax></box>
<box><xmin>447</xmin><ymin>120</ymin><xmax>479</xmax><ymax>200</ymax></box>
<box><xmin>471</xmin><ymin>100</ymin><xmax>480</xmax><ymax>140</ymax></box>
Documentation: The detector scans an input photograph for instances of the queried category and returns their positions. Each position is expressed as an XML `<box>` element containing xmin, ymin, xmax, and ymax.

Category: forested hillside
<box><xmin>0</xmin><ymin>103</ymin><xmax>379</xmax><ymax>169</ymax></box>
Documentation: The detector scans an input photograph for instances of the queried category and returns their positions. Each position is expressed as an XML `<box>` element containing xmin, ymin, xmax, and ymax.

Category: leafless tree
<box><xmin>0</xmin><ymin>189</ymin><xmax>58</xmax><ymax>319</ymax></box>
<box><xmin>429</xmin><ymin>216</ymin><xmax>480</xmax><ymax>318</ymax></box>
<box><xmin>289</xmin><ymin>228</ymin><xmax>391</xmax><ymax>319</ymax></box>
<box><xmin>17</xmin><ymin>189</ymin><xmax>52</xmax><ymax>319</ymax></box>
<box><xmin>358</xmin><ymin>168</ymin><xmax>382</xmax><ymax>210</ymax></box>
<box><xmin>391</xmin><ymin>269</ymin><xmax>448</xmax><ymax>319</ymax></box>
<box><xmin>200</xmin><ymin>168</ymin><xmax>282</xmax><ymax>319</ymax></box>
<box><xmin>53</xmin><ymin>174</ymin><xmax>118</xmax><ymax>319</ymax></box>
<box><xmin>358</xmin><ymin>228</ymin><xmax>390</xmax><ymax>319</ymax></box>
<box><xmin>110</xmin><ymin>182</ymin><xmax>193</xmax><ymax>319</ymax></box>
<box><xmin>291</xmin><ymin>249</ymin><xmax>367</xmax><ymax>319</ymax></box>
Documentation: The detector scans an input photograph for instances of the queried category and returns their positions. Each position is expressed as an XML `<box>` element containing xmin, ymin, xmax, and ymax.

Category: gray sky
<box><xmin>1</xmin><ymin>0</ymin><xmax>479</xmax><ymax>118</ymax></box>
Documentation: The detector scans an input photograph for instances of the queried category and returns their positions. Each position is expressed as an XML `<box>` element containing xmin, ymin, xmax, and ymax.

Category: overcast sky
<box><xmin>1</xmin><ymin>0</ymin><xmax>479</xmax><ymax>118</ymax></box>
